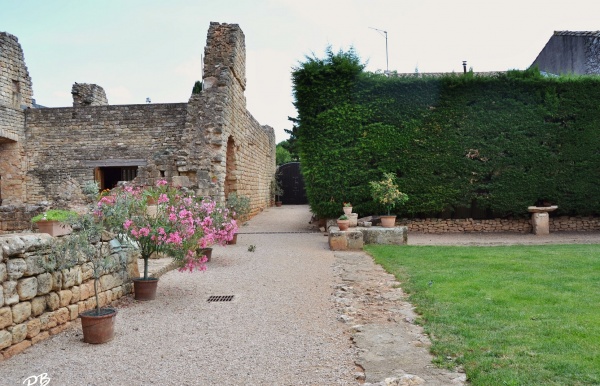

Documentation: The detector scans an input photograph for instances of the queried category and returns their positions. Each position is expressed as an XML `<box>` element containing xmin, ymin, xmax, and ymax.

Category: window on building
<box><xmin>95</xmin><ymin>166</ymin><xmax>138</xmax><ymax>190</ymax></box>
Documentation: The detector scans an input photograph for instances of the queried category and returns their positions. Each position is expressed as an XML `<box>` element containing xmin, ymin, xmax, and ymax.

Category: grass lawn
<box><xmin>365</xmin><ymin>244</ymin><xmax>600</xmax><ymax>386</ymax></box>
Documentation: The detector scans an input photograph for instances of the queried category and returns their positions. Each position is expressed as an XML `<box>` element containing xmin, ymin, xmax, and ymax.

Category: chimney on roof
<box><xmin>463</xmin><ymin>60</ymin><xmax>467</xmax><ymax>74</ymax></box>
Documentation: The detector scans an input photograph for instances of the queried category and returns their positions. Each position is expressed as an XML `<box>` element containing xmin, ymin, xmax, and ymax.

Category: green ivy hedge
<box><xmin>291</xmin><ymin>50</ymin><xmax>600</xmax><ymax>219</ymax></box>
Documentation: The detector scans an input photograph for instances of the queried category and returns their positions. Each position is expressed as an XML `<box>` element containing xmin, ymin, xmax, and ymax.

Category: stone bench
<box><xmin>328</xmin><ymin>226</ymin><xmax>408</xmax><ymax>251</ymax></box>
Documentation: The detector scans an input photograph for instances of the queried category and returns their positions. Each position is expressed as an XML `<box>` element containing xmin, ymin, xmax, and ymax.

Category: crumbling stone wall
<box><xmin>181</xmin><ymin>23</ymin><xmax>276</xmax><ymax>213</ymax></box>
<box><xmin>0</xmin><ymin>233</ymin><xmax>137</xmax><ymax>360</ymax></box>
<box><xmin>0</xmin><ymin>32</ymin><xmax>32</xmax><ymax>111</ymax></box>
<box><xmin>24</xmin><ymin>103</ymin><xmax>187</xmax><ymax>204</ymax></box>
<box><xmin>1</xmin><ymin>23</ymin><xmax>275</xmax><ymax>231</ymax></box>
<box><xmin>71</xmin><ymin>83</ymin><xmax>108</xmax><ymax>107</ymax></box>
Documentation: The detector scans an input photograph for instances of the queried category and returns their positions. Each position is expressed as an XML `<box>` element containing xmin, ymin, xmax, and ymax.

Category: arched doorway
<box><xmin>224</xmin><ymin>136</ymin><xmax>237</xmax><ymax>198</ymax></box>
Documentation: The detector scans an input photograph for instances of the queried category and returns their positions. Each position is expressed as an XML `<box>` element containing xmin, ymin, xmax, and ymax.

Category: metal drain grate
<box><xmin>207</xmin><ymin>295</ymin><xmax>235</xmax><ymax>303</ymax></box>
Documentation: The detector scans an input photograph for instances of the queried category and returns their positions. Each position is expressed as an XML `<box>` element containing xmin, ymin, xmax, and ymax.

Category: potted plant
<box><xmin>32</xmin><ymin>209</ymin><xmax>77</xmax><ymax>236</ymax></box>
<box><xmin>43</xmin><ymin>211</ymin><xmax>122</xmax><ymax>344</ymax></box>
<box><xmin>97</xmin><ymin>180</ymin><xmax>237</xmax><ymax>300</ymax></box>
<box><xmin>270</xmin><ymin>173</ymin><xmax>284</xmax><ymax>207</ymax></box>
<box><xmin>337</xmin><ymin>214</ymin><xmax>350</xmax><ymax>231</ymax></box>
<box><xmin>226</xmin><ymin>192</ymin><xmax>250</xmax><ymax>244</ymax></box>
<box><xmin>369</xmin><ymin>172</ymin><xmax>409</xmax><ymax>228</ymax></box>
<box><xmin>343</xmin><ymin>202</ymin><xmax>353</xmax><ymax>216</ymax></box>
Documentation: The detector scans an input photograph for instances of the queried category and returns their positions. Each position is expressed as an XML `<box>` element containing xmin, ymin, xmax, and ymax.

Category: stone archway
<box><xmin>224</xmin><ymin>135</ymin><xmax>238</xmax><ymax>198</ymax></box>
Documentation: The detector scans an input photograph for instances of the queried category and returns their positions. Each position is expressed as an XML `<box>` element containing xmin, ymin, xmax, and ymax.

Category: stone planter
<box><xmin>343</xmin><ymin>206</ymin><xmax>352</xmax><ymax>216</ymax></box>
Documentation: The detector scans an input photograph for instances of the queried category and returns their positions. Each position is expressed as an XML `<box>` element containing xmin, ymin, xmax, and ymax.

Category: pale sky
<box><xmin>2</xmin><ymin>0</ymin><xmax>600</xmax><ymax>142</ymax></box>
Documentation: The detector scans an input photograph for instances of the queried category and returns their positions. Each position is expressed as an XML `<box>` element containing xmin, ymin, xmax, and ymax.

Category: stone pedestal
<box><xmin>528</xmin><ymin>206</ymin><xmax>558</xmax><ymax>235</ymax></box>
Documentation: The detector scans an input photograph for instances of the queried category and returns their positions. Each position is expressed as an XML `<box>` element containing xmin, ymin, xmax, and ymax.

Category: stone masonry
<box><xmin>0</xmin><ymin>23</ymin><xmax>275</xmax><ymax>232</ymax></box>
<box><xmin>0</xmin><ymin>233</ymin><xmax>138</xmax><ymax>360</ymax></box>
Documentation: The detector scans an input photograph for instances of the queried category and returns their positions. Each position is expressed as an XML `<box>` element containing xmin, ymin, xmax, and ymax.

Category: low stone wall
<box><xmin>0</xmin><ymin>233</ymin><xmax>138</xmax><ymax>360</ymax></box>
<box><xmin>397</xmin><ymin>216</ymin><xmax>600</xmax><ymax>233</ymax></box>
<box><xmin>0</xmin><ymin>205</ymin><xmax>46</xmax><ymax>234</ymax></box>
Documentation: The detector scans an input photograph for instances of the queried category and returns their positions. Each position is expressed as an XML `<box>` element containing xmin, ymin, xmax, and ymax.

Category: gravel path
<box><xmin>1</xmin><ymin>205</ymin><xmax>357</xmax><ymax>385</ymax></box>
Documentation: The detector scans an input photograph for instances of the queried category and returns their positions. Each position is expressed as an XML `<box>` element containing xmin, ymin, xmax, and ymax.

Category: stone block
<box><xmin>58</xmin><ymin>290</ymin><xmax>72</xmax><ymax>307</ymax></box>
<box><xmin>10</xmin><ymin>322</ymin><xmax>27</xmax><ymax>343</ymax></box>
<box><xmin>11</xmin><ymin>301</ymin><xmax>31</xmax><ymax>323</ymax></box>
<box><xmin>40</xmin><ymin>312</ymin><xmax>57</xmax><ymax>331</ymax></box>
<box><xmin>17</xmin><ymin>277</ymin><xmax>38</xmax><ymax>300</ymax></box>
<box><xmin>0</xmin><ymin>307</ymin><xmax>13</xmax><ymax>329</ymax></box>
<box><xmin>31</xmin><ymin>330</ymin><xmax>49</xmax><ymax>345</ymax></box>
<box><xmin>67</xmin><ymin>304</ymin><xmax>79</xmax><ymax>320</ymax></box>
<box><xmin>360</xmin><ymin>226</ymin><xmax>408</xmax><ymax>245</ymax></box>
<box><xmin>0</xmin><ymin>263</ymin><xmax>6</xmax><ymax>282</ymax></box>
<box><xmin>0</xmin><ymin>286</ymin><xmax>3</xmax><ymax>306</ymax></box>
<box><xmin>70</xmin><ymin>286</ymin><xmax>80</xmax><ymax>303</ymax></box>
<box><xmin>45</xmin><ymin>292</ymin><xmax>60</xmax><ymax>311</ymax></box>
<box><xmin>0</xmin><ymin>330</ymin><xmax>12</xmax><ymax>350</ymax></box>
<box><xmin>2</xmin><ymin>339</ymin><xmax>31</xmax><ymax>360</ymax></box>
<box><xmin>100</xmin><ymin>274</ymin><xmax>115</xmax><ymax>291</ymax></box>
<box><xmin>6</xmin><ymin>258</ymin><xmax>26</xmax><ymax>280</ymax></box>
<box><xmin>49</xmin><ymin>321</ymin><xmax>70</xmax><ymax>336</ymax></box>
<box><xmin>30</xmin><ymin>296</ymin><xmax>46</xmax><ymax>317</ymax></box>
<box><xmin>51</xmin><ymin>271</ymin><xmax>62</xmax><ymax>291</ymax></box>
<box><xmin>328</xmin><ymin>228</ymin><xmax>364</xmax><ymax>251</ymax></box>
<box><xmin>55</xmin><ymin>307</ymin><xmax>69</xmax><ymax>325</ymax></box>
<box><xmin>62</xmin><ymin>267</ymin><xmax>81</xmax><ymax>288</ymax></box>
<box><xmin>26</xmin><ymin>318</ymin><xmax>41</xmax><ymax>339</ymax></box>
<box><xmin>36</xmin><ymin>272</ymin><xmax>52</xmax><ymax>295</ymax></box>
<box><xmin>24</xmin><ymin>255</ymin><xmax>45</xmax><ymax>276</ymax></box>
<box><xmin>81</xmin><ymin>262</ymin><xmax>93</xmax><ymax>281</ymax></box>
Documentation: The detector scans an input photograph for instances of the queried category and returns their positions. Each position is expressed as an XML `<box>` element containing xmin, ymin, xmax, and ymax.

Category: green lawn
<box><xmin>365</xmin><ymin>244</ymin><xmax>600</xmax><ymax>386</ymax></box>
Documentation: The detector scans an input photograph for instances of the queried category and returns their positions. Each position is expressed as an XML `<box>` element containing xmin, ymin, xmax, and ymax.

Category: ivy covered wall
<box><xmin>291</xmin><ymin>50</ymin><xmax>600</xmax><ymax>219</ymax></box>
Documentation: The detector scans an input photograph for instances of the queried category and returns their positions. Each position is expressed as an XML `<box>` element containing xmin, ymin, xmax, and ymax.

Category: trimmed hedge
<box><xmin>292</xmin><ymin>50</ymin><xmax>600</xmax><ymax>219</ymax></box>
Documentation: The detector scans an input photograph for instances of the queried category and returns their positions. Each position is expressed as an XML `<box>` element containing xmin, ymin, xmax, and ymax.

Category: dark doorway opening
<box><xmin>95</xmin><ymin>167</ymin><xmax>137</xmax><ymax>190</ymax></box>
<box><xmin>278</xmin><ymin>162</ymin><xmax>307</xmax><ymax>205</ymax></box>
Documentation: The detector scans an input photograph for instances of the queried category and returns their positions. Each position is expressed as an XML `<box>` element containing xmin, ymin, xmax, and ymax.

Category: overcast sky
<box><xmin>2</xmin><ymin>0</ymin><xmax>600</xmax><ymax>142</ymax></box>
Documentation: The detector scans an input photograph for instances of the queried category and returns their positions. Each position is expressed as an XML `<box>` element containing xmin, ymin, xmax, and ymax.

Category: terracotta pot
<box><xmin>133</xmin><ymin>278</ymin><xmax>159</xmax><ymax>301</ymax></box>
<box><xmin>342</xmin><ymin>207</ymin><xmax>352</xmax><ymax>216</ymax></box>
<box><xmin>275</xmin><ymin>201</ymin><xmax>283</xmax><ymax>207</ymax></box>
<box><xmin>380</xmin><ymin>215</ymin><xmax>397</xmax><ymax>228</ymax></box>
<box><xmin>337</xmin><ymin>219</ymin><xmax>350</xmax><ymax>231</ymax></box>
<box><xmin>36</xmin><ymin>220</ymin><xmax>72</xmax><ymax>237</ymax></box>
<box><xmin>197</xmin><ymin>247</ymin><xmax>213</xmax><ymax>262</ymax></box>
<box><xmin>227</xmin><ymin>233</ymin><xmax>238</xmax><ymax>245</ymax></box>
<box><xmin>80</xmin><ymin>307</ymin><xmax>117</xmax><ymax>344</ymax></box>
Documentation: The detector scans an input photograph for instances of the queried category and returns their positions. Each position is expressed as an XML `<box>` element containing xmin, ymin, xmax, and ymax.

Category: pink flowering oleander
<box><xmin>95</xmin><ymin>181</ymin><xmax>238</xmax><ymax>279</ymax></box>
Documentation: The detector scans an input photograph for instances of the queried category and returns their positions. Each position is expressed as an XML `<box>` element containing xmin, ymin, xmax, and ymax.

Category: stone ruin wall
<box><xmin>0</xmin><ymin>23</ymin><xmax>276</xmax><ymax>231</ymax></box>
<box><xmin>186</xmin><ymin>22</ymin><xmax>275</xmax><ymax>214</ymax></box>
<box><xmin>71</xmin><ymin>83</ymin><xmax>108</xmax><ymax>107</ymax></box>
<box><xmin>24</xmin><ymin>103</ymin><xmax>188</xmax><ymax>205</ymax></box>
<box><xmin>0</xmin><ymin>233</ymin><xmax>138</xmax><ymax>360</ymax></box>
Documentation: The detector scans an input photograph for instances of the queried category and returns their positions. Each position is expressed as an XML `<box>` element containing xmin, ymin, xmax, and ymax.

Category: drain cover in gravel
<box><xmin>207</xmin><ymin>295</ymin><xmax>235</xmax><ymax>302</ymax></box>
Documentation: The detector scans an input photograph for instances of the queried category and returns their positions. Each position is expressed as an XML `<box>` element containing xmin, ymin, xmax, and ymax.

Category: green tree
<box><xmin>276</xmin><ymin>141</ymin><xmax>292</xmax><ymax>165</ymax></box>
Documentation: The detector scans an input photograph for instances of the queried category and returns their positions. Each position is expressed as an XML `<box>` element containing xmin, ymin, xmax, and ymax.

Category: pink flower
<box><xmin>123</xmin><ymin>219</ymin><xmax>133</xmax><ymax>230</ymax></box>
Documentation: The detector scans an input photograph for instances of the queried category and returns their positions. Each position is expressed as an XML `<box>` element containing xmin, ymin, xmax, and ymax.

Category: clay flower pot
<box><xmin>380</xmin><ymin>215</ymin><xmax>397</xmax><ymax>228</ymax></box>
<box><xmin>337</xmin><ymin>219</ymin><xmax>350</xmax><ymax>231</ymax></box>
<box><xmin>133</xmin><ymin>278</ymin><xmax>159</xmax><ymax>301</ymax></box>
<box><xmin>80</xmin><ymin>307</ymin><xmax>117</xmax><ymax>344</ymax></box>
<box><xmin>197</xmin><ymin>247</ymin><xmax>213</xmax><ymax>262</ymax></box>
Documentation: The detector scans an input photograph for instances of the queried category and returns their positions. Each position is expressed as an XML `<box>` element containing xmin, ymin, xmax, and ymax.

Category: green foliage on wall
<box><xmin>292</xmin><ymin>51</ymin><xmax>600</xmax><ymax>219</ymax></box>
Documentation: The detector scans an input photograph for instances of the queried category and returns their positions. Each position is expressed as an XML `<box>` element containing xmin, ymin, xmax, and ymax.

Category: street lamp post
<box><xmin>370</xmin><ymin>27</ymin><xmax>388</xmax><ymax>75</ymax></box>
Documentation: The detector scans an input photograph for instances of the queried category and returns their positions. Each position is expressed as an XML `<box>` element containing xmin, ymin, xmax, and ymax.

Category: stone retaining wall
<box><xmin>397</xmin><ymin>216</ymin><xmax>600</xmax><ymax>233</ymax></box>
<box><xmin>0</xmin><ymin>233</ymin><xmax>138</xmax><ymax>360</ymax></box>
